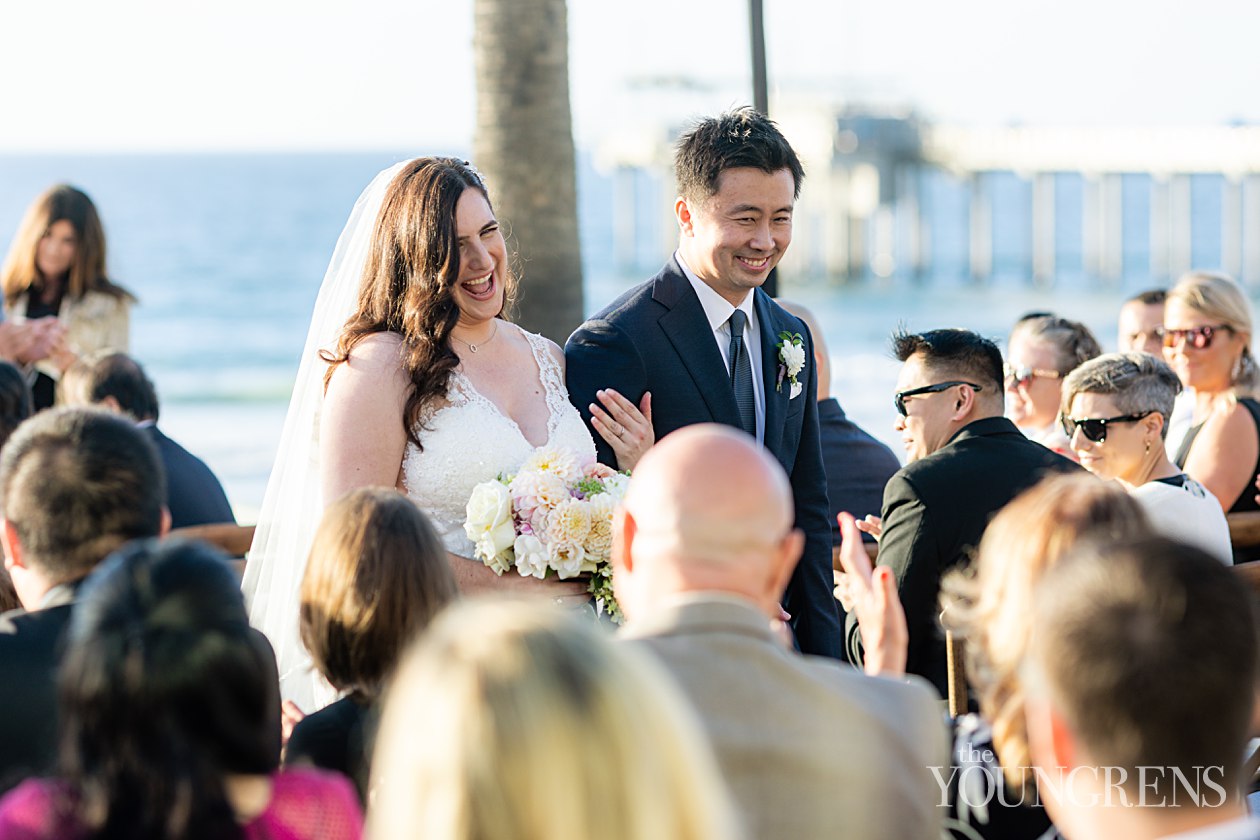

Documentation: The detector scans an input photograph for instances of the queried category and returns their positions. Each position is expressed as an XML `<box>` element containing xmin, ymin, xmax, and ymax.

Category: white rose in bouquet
<box><xmin>464</xmin><ymin>480</ymin><xmax>516</xmax><ymax>569</ymax></box>
<box><xmin>599</xmin><ymin>473</ymin><xmax>631</xmax><ymax>502</ymax></box>
<box><xmin>550</xmin><ymin>541</ymin><xmax>587</xmax><ymax>579</ymax></box>
<box><xmin>513</xmin><ymin>533</ymin><xmax>549</xmax><ymax>580</ymax></box>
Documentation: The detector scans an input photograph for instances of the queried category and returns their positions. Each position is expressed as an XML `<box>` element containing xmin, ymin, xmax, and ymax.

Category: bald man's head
<box><xmin>613</xmin><ymin>425</ymin><xmax>803</xmax><ymax>618</ymax></box>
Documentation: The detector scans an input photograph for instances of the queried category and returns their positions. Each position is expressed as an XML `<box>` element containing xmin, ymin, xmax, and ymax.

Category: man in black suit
<box><xmin>848</xmin><ymin>328</ymin><xmax>1078</xmax><ymax>694</ymax></box>
<box><xmin>0</xmin><ymin>407</ymin><xmax>167</xmax><ymax>792</ymax></box>
<box><xmin>566</xmin><ymin>108</ymin><xmax>842</xmax><ymax>658</ymax></box>
<box><xmin>63</xmin><ymin>352</ymin><xmax>235</xmax><ymax>530</ymax></box>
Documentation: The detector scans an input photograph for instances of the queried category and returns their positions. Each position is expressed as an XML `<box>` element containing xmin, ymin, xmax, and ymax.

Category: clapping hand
<box><xmin>590</xmin><ymin>388</ymin><xmax>654</xmax><ymax>472</ymax></box>
<box><xmin>834</xmin><ymin>511</ymin><xmax>906</xmax><ymax>677</ymax></box>
<box><xmin>855</xmin><ymin>514</ymin><xmax>883</xmax><ymax>541</ymax></box>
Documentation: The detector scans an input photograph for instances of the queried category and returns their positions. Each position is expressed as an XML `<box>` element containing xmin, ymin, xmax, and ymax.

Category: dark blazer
<box><xmin>0</xmin><ymin>586</ymin><xmax>78</xmax><ymax>794</ymax></box>
<box><xmin>565</xmin><ymin>257</ymin><xmax>842</xmax><ymax>658</ymax></box>
<box><xmin>818</xmin><ymin>397</ymin><xmax>901</xmax><ymax>546</ymax></box>
<box><xmin>144</xmin><ymin>425</ymin><xmax>236</xmax><ymax>530</ymax></box>
<box><xmin>852</xmin><ymin>416</ymin><xmax>1080</xmax><ymax>695</ymax></box>
<box><xmin>285</xmin><ymin>696</ymin><xmax>374</xmax><ymax>804</ymax></box>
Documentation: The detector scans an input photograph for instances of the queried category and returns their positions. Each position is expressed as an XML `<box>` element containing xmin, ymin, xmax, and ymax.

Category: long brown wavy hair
<box><xmin>0</xmin><ymin>184</ymin><xmax>134</xmax><ymax>306</ymax></box>
<box><xmin>321</xmin><ymin>158</ymin><xmax>516</xmax><ymax>447</ymax></box>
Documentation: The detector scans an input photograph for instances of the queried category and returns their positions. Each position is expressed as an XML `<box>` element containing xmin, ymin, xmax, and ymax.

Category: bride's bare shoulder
<box><xmin>329</xmin><ymin>331</ymin><xmax>409</xmax><ymax>390</ymax></box>
<box><xmin>507</xmin><ymin>322</ymin><xmax>565</xmax><ymax>369</ymax></box>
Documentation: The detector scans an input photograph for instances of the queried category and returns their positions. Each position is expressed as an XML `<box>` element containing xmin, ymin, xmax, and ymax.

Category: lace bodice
<box><xmin>401</xmin><ymin>330</ymin><xmax>595</xmax><ymax>557</ymax></box>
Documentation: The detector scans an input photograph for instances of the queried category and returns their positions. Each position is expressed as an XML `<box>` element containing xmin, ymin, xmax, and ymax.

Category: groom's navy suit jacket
<box><xmin>565</xmin><ymin>258</ymin><xmax>843</xmax><ymax>659</ymax></box>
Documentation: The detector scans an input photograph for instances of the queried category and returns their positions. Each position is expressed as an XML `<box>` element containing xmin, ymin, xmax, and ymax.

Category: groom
<box><xmin>566</xmin><ymin>108</ymin><xmax>842</xmax><ymax>659</ymax></box>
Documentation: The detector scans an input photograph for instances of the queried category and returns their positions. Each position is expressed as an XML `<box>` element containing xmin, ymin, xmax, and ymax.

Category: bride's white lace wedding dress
<box><xmin>402</xmin><ymin>329</ymin><xmax>595</xmax><ymax>558</ymax></box>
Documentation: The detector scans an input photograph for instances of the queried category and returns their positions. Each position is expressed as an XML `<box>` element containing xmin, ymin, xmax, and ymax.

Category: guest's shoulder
<box><xmin>270</xmin><ymin>766</ymin><xmax>362</xmax><ymax>815</ymax></box>
<box><xmin>0</xmin><ymin>778</ymin><xmax>81</xmax><ymax>839</ymax></box>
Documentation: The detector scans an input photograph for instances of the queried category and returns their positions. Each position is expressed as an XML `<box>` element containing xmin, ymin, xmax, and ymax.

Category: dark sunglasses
<box><xmin>894</xmin><ymin>381</ymin><xmax>982</xmax><ymax>417</ymax></box>
<box><xmin>1162</xmin><ymin>324</ymin><xmax>1233</xmax><ymax>350</ymax></box>
<box><xmin>1060</xmin><ymin>410</ymin><xmax>1153</xmax><ymax>443</ymax></box>
<box><xmin>1003</xmin><ymin>365</ymin><xmax>1062</xmax><ymax>390</ymax></box>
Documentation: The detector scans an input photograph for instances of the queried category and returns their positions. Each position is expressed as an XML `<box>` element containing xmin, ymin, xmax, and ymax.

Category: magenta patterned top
<box><xmin>0</xmin><ymin>767</ymin><xmax>363</xmax><ymax>839</ymax></box>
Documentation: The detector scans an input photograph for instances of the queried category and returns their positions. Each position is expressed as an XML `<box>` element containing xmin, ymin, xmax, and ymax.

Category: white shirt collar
<box><xmin>676</xmin><ymin>251</ymin><xmax>755</xmax><ymax>334</ymax></box>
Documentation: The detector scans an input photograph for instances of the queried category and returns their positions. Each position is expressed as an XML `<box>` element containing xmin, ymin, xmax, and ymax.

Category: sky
<box><xmin>2</xmin><ymin>0</ymin><xmax>1258</xmax><ymax>152</ymax></box>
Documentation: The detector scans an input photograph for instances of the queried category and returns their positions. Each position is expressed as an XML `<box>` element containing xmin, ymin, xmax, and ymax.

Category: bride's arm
<box><xmin>445</xmin><ymin>551</ymin><xmax>589</xmax><ymax>603</ymax></box>
<box><xmin>320</xmin><ymin>333</ymin><xmax>411</xmax><ymax>507</ymax></box>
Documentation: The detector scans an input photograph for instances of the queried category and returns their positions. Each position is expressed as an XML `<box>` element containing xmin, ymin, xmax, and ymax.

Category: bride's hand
<box><xmin>591</xmin><ymin>388</ymin><xmax>653</xmax><ymax>472</ymax></box>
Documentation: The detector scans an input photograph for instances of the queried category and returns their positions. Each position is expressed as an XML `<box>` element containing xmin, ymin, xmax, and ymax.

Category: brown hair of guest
<box><xmin>940</xmin><ymin>473</ymin><xmax>1153</xmax><ymax>796</ymax></box>
<box><xmin>321</xmin><ymin>158</ymin><xmax>517</xmax><ymax>448</ymax></box>
<box><xmin>299</xmin><ymin>487</ymin><xmax>458</xmax><ymax>700</ymax></box>
<box><xmin>0</xmin><ymin>185</ymin><xmax>134</xmax><ymax>306</ymax></box>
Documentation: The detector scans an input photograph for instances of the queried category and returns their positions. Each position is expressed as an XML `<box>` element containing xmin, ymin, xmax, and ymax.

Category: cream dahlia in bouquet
<box><xmin>463</xmin><ymin>445</ymin><xmax>630</xmax><ymax>621</ymax></box>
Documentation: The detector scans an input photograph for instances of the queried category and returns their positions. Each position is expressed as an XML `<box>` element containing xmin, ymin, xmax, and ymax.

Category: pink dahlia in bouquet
<box><xmin>463</xmin><ymin>445</ymin><xmax>629</xmax><ymax>621</ymax></box>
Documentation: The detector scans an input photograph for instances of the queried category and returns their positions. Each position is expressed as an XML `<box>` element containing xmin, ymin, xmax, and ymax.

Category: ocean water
<box><xmin>0</xmin><ymin>153</ymin><xmax>1226</xmax><ymax>519</ymax></box>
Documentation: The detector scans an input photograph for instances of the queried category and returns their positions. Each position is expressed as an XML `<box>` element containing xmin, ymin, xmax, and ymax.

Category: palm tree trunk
<box><xmin>473</xmin><ymin>0</ymin><xmax>584</xmax><ymax>342</ymax></box>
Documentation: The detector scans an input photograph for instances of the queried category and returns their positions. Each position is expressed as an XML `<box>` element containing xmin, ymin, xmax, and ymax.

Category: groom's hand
<box><xmin>590</xmin><ymin>388</ymin><xmax>653</xmax><ymax>472</ymax></box>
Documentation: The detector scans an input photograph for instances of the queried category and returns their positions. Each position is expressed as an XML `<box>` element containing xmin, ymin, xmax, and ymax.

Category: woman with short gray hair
<box><xmin>1061</xmin><ymin>352</ymin><xmax>1231</xmax><ymax>563</ymax></box>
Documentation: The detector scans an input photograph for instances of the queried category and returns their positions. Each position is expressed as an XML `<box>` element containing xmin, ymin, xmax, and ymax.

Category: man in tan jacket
<box><xmin>615</xmin><ymin>424</ymin><xmax>948</xmax><ymax>840</ymax></box>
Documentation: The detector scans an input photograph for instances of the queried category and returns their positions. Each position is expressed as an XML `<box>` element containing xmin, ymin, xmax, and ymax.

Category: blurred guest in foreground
<box><xmin>368</xmin><ymin>600</ymin><xmax>735</xmax><ymax>840</ymax></box>
<box><xmin>1061</xmin><ymin>352</ymin><xmax>1231</xmax><ymax>562</ymax></box>
<box><xmin>933</xmin><ymin>475</ymin><xmax>1153</xmax><ymax>839</ymax></box>
<box><xmin>1005</xmin><ymin>314</ymin><xmax>1102</xmax><ymax>458</ymax></box>
<box><xmin>1164</xmin><ymin>272</ymin><xmax>1260</xmax><ymax>562</ymax></box>
<box><xmin>776</xmin><ymin>299</ymin><xmax>899</xmax><ymax>552</ymax></box>
<box><xmin>61</xmin><ymin>351</ymin><xmax>236</xmax><ymax>529</ymax></box>
<box><xmin>851</xmin><ymin>328</ymin><xmax>1078</xmax><ymax>695</ymax></box>
<box><xmin>285</xmin><ymin>487</ymin><xmax>457</xmax><ymax>801</ymax></box>
<box><xmin>0</xmin><ymin>407</ymin><xmax>167</xmax><ymax>792</ymax></box>
<box><xmin>0</xmin><ymin>539</ymin><xmax>363</xmax><ymax>839</ymax></box>
<box><xmin>1024</xmin><ymin>536</ymin><xmax>1259</xmax><ymax>840</ymax></box>
<box><xmin>616</xmin><ymin>423</ymin><xmax>945</xmax><ymax>840</ymax></box>
<box><xmin>0</xmin><ymin>185</ymin><xmax>134</xmax><ymax>410</ymax></box>
<box><xmin>0</xmin><ymin>361</ymin><xmax>33</xmax><ymax>612</ymax></box>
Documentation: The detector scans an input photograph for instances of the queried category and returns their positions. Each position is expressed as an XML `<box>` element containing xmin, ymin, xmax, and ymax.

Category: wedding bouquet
<box><xmin>463</xmin><ymin>446</ymin><xmax>630</xmax><ymax>621</ymax></box>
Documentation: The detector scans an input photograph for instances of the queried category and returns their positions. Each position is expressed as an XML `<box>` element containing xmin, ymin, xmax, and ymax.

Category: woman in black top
<box><xmin>1163</xmin><ymin>271</ymin><xmax>1260</xmax><ymax>562</ymax></box>
<box><xmin>286</xmin><ymin>487</ymin><xmax>458</xmax><ymax>800</ymax></box>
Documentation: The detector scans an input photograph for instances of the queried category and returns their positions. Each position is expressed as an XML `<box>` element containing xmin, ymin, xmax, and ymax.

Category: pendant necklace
<box><xmin>451</xmin><ymin>320</ymin><xmax>500</xmax><ymax>353</ymax></box>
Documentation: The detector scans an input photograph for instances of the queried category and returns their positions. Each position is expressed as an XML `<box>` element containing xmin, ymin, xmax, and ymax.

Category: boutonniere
<box><xmin>775</xmin><ymin>331</ymin><xmax>806</xmax><ymax>399</ymax></box>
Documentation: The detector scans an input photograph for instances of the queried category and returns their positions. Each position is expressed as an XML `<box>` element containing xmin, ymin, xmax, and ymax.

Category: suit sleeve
<box><xmin>871</xmin><ymin>472</ymin><xmax>943</xmax><ymax>688</ymax></box>
<box><xmin>564</xmin><ymin>318</ymin><xmax>648</xmax><ymax>468</ymax></box>
<box><xmin>782</xmin><ymin>325</ymin><xmax>844</xmax><ymax>660</ymax></box>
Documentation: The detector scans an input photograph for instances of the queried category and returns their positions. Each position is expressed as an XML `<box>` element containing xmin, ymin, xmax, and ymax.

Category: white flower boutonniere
<box><xmin>776</xmin><ymin>331</ymin><xmax>806</xmax><ymax>399</ymax></box>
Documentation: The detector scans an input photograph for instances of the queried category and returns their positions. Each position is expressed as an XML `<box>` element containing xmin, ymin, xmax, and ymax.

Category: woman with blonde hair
<box><xmin>0</xmin><ymin>185</ymin><xmax>134</xmax><ymax>409</ymax></box>
<box><xmin>285</xmin><ymin>488</ymin><xmax>458</xmax><ymax>801</ymax></box>
<box><xmin>1163</xmin><ymin>271</ymin><xmax>1260</xmax><ymax>560</ymax></box>
<box><xmin>368</xmin><ymin>600</ymin><xmax>738</xmax><ymax>840</ymax></box>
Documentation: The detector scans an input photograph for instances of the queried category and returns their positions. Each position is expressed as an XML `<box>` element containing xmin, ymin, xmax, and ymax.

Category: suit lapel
<box><xmin>653</xmin><ymin>262</ymin><xmax>741</xmax><ymax>426</ymax></box>
<box><xmin>756</xmin><ymin>290</ymin><xmax>788</xmax><ymax>456</ymax></box>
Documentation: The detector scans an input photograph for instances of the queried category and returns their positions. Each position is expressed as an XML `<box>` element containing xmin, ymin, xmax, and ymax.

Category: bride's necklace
<box><xmin>450</xmin><ymin>320</ymin><xmax>500</xmax><ymax>353</ymax></box>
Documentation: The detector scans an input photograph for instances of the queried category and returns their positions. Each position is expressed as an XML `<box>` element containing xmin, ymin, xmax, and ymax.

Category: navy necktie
<box><xmin>727</xmin><ymin>309</ymin><xmax>756</xmax><ymax>436</ymax></box>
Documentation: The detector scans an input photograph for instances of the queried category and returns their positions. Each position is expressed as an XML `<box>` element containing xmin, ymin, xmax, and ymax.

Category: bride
<box><xmin>243</xmin><ymin>158</ymin><xmax>652</xmax><ymax>708</ymax></box>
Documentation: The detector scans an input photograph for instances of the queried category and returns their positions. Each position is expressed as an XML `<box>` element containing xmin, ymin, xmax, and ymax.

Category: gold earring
<box><xmin>1145</xmin><ymin>439</ymin><xmax>1152</xmax><ymax>454</ymax></box>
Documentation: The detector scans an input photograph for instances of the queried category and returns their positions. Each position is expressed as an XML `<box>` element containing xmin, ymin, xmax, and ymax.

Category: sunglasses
<box><xmin>894</xmin><ymin>381</ymin><xmax>982</xmax><ymax>417</ymax></box>
<box><xmin>1162</xmin><ymin>324</ymin><xmax>1233</xmax><ymax>350</ymax></box>
<box><xmin>1003</xmin><ymin>365</ymin><xmax>1062</xmax><ymax>390</ymax></box>
<box><xmin>1060</xmin><ymin>411</ymin><xmax>1153</xmax><ymax>443</ymax></box>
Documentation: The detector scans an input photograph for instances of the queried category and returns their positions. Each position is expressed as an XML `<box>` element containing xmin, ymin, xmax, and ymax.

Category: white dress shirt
<box><xmin>677</xmin><ymin>252</ymin><xmax>765</xmax><ymax>442</ymax></box>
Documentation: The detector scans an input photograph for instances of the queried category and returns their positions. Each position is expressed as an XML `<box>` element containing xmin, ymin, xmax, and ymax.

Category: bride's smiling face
<box><xmin>450</xmin><ymin>187</ymin><xmax>507</xmax><ymax>326</ymax></box>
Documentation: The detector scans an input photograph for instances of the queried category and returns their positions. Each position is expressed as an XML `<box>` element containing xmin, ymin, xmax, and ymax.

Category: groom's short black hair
<box><xmin>675</xmin><ymin>107</ymin><xmax>804</xmax><ymax>203</ymax></box>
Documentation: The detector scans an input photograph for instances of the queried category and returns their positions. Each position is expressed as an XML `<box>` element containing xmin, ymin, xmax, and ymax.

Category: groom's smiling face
<box><xmin>676</xmin><ymin>166</ymin><xmax>795</xmax><ymax>307</ymax></box>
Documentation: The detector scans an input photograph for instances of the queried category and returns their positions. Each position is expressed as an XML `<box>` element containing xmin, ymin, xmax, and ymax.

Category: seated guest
<box><xmin>1117</xmin><ymin>288</ymin><xmax>1168</xmax><ymax>356</ymax></box>
<box><xmin>0</xmin><ymin>362</ymin><xmax>33</xmax><ymax>612</ymax></box>
<box><xmin>1005</xmin><ymin>314</ymin><xmax>1102</xmax><ymax>458</ymax></box>
<box><xmin>285</xmin><ymin>487</ymin><xmax>458</xmax><ymax>801</ymax></box>
<box><xmin>0</xmin><ymin>407</ymin><xmax>167</xmax><ymax>793</ymax></box>
<box><xmin>1164</xmin><ymin>271</ymin><xmax>1260</xmax><ymax>562</ymax></box>
<box><xmin>777</xmin><ymin>300</ymin><xmax>899</xmax><ymax>550</ymax></box>
<box><xmin>0</xmin><ymin>539</ymin><xmax>363</xmax><ymax>838</ymax></box>
<box><xmin>61</xmin><ymin>351</ymin><xmax>236</xmax><ymax>529</ymax></box>
<box><xmin>615</xmin><ymin>424</ymin><xmax>946</xmax><ymax>840</ymax></box>
<box><xmin>933</xmin><ymin>475</ymin><xmax>1152</xmax><ymax>839</ymax></box>
<box><xmin>853</xmin><ymin>328</ymin><xmax>1078</xmax><ymax>695</ymax></box>
<box><xmin>1024</xmin><ymin>536</ymin><xmax>1259</xmax><ymax>840</ymax></box>
<box><xmin>369</xmin><ymin>601</ymin><xmax>735</xmax><ymax>840</ymax></box>
<box><xmin>1061</xmin><ymin>352</ymin><xmax>1231</xmax><ymax>563</ymax></box>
